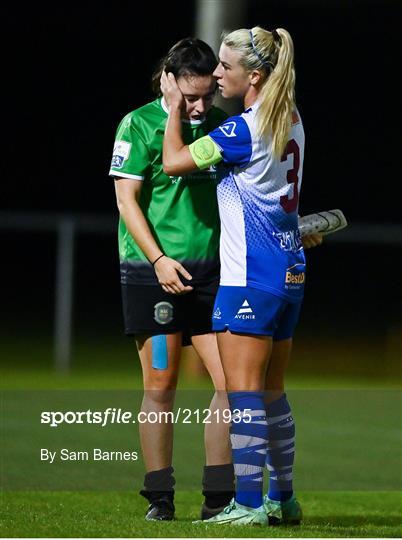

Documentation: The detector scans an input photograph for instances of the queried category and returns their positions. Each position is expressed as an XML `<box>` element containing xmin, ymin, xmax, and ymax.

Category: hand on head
<box><xmin>160</xmin><ymin>71</ymin><xmax>185</xmax><ymax>111</ymax></box>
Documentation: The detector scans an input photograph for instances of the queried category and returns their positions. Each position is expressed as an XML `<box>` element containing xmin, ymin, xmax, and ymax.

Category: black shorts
<box><xmin>121</xmin><ymin>280</ymin><xmax>219</xmax><ymax>346</ymax></box>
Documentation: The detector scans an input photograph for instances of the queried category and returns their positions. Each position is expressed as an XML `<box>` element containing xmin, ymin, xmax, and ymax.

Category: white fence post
<box><xmin>54</xmin><ymin>217</ymin><xmax>75</xmax><ymax>374</ymax></box>
<box><xmin>195</xmin><ymin>0</ymin><xmax>247</xmax><ymax>116</ymax></box>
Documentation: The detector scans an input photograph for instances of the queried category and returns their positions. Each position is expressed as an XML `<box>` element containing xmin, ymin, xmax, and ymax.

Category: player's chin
<box><xmin>220</xmin><ymin>88</ymin><xmax>236</xmax><ymax>99</ymax></box>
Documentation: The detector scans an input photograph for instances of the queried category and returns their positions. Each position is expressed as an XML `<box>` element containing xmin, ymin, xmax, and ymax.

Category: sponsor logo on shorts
<box><xmin>213</xmin><ymin>307</ymin><xmax>222</xmax><ymax>319</ymax></box>
<box><xmin>234</xmin><ymin>300</ymin><xmax>256</xmax><ymax>320</ymax></box>
<box><xmin>285</xmin><ymin>263</ymin><xmax>305</xmax><ymax>289</ymax></box>
<box><xmin>154</xmin><ymin>302</ymin><xmax>174</xmax><ymax>325</ymax></box>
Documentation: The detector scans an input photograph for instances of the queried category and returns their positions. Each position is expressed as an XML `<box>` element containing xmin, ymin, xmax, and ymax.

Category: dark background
<box><xmin>3</xmin><ymin>0</ymin><xmax>401</xmax><ymax>218</ymax></box>
<box><xmin>2</xmin><ymin>0</ymin><xmax>401</xmax><ymax>371</ymax></box>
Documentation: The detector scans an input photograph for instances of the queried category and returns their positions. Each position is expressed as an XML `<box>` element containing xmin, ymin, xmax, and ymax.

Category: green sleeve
<box><xmin>109</xmin><ymin>114</ymin><xmax>150</xmax><ymax>179</ymax></box>
<box><xmin>189</xmin><ymin>135</ymin><xmax>223</xmax><ymax>170</ymax></box>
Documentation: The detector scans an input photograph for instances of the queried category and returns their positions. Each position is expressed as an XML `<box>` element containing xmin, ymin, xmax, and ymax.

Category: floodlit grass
<box><xmin>1</xmin><ymin>333</ymin><xmax>401</xmax><ymax>390</ymax></box>
<box><xmin>1</xmin><ymin>335</ymin><xmax>401</xmax><ymax>537</ymax></box>
<box><xmin>1</xmin><ymin>490</ymin><xmax>401</xmax><ymax>537</ymax></box>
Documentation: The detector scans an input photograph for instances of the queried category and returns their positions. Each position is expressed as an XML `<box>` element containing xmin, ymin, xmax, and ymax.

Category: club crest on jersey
<box><xmin>285</xmin><ymin>263</ymin><xmax>306</xmax><ymax>289</ymax></box>
<box><xmin>234</xmin><ymin>300</ymin><xmax>255</xmax><ymax>320</ymax></box>
<box><xmin>111</xmin><ymin>140</ymin><xmax>131</xmax><ymax>169</ymax></box>
<box><xmin>154</xmin><ymin>302</ymin><xmax>174</xmax><ymax>325</ymax></box>
<box><xmin>219</xmin><ymin>121</ymin><xmax>237</xmax><ymax>138</ymax></box>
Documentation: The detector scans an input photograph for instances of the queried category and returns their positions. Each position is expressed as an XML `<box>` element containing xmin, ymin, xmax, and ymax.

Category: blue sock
<box><xmin>228</xmin><ymin>391</ymin><xmax>268</xmax><ymax>509</ymax></box>
<box><xmin>265</xmin><ymin>393</ymin><xmax>295</xmax><ymax>502</ymax></box>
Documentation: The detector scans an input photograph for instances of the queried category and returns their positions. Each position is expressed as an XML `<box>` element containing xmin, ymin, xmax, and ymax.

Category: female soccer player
<box><xmin>162</xmin><ymin>26</ymin><xmax>306</xmax><ymax>525</ymax></box>
<box><xmin>110</xmin><ymin>38</ymin><xmax>234</xmax><ymax>521</ymax></box>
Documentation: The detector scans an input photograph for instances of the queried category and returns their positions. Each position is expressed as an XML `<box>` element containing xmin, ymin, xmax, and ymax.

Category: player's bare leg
<box><xmin>264</xmin><ymin>338</ymin><xmax>292</xmax><ymax>401</ymax></box>
<box><xmin>218</xmin><ymin>331</ymin><xmax>271</xmax><ymax>392</ymax></box>
<box><xmin>191</xmin><ymin>332</ymin><xmax>233</xmax><ymax>518</ymax></box>
<box><xmin>136</xmin><ymin>332</ymin><xmax>182</xmax><ymax>520</ymax></box>
<box><xmin>137</xmin><ymin>332</ymin><xmax>181</xmax><ymax>470</ymax></box>
<box><xmin>191</xmin><ymin>333</ymin><xmax>230</xmax><ymax>463</ymax></box>
<box><xmin>207</xmin><ymin>331</ymin><xmax>271</xmax><ymax>521</ymax></box>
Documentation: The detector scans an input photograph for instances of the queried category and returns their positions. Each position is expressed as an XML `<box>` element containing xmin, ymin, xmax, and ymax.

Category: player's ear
<box><xmin>249</xmin><ymin>69</ymin><xmax>263</xmax><ymax>87</ymax></box>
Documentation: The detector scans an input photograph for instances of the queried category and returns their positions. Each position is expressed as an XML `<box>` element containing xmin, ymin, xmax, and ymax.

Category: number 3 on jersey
<box><xmin>280</xmin><ymin>139</ymin><xmax>300</xmax><ymax>214</ymax></box>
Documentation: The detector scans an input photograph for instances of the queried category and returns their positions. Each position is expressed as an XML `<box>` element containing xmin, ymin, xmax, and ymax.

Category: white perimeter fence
<box><xmin>1</xmin><ymin>211</ymin><xmax>401</xmax><ymax>373</ymax></box>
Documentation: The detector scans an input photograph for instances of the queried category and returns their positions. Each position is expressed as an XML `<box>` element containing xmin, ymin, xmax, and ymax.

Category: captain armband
<box><xmin>188</xmin><ymin>136</ymin><xmax>222</xmax><ymax>170</ymax></box>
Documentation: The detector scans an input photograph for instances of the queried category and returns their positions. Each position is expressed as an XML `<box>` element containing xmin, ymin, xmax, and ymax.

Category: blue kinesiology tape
<box><xmin>151</xmin><ymin>335</ymin><xmax>168</xmax><ymax>370</ymax></box>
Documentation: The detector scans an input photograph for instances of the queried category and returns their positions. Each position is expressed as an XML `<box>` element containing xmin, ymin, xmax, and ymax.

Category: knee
<box><xmin>143</xmin><ymin>371</ymin><xmax>177</xmax><ymax>406</ymax></box>
<box><xmin>225</xmin><ymin>376</ymin><xmax>264</xmax><ymax>393</ymax></box>
<box><xmin>211</xmin><ymin>372</ymin><xmax>226</xmax><ymax>392</ymax></box>
<box><xmin>223</xmin><ymin>365</ymin><xmax>266</xmax><ymax>393</ymax></box>
<box><xmin>210</xmin><ymin>390</ymin><xmax>230</xmax><ymax>412</ymax></box>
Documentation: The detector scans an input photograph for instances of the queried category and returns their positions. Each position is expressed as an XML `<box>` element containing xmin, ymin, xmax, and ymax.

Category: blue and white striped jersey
<box><xmin>207</xmin><ymin>104</ymin><xmax>306</xmax><ymax>302</ymax></box>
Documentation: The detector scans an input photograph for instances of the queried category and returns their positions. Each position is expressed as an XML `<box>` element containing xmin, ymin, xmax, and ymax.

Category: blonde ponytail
<box><xmin>222</xmin><ymin>26</ymin><xmax>296</xmax><ymax>159</ymax></box>
<box><xmin>257</xmin><ymin>28</ymin><xmax>295</xmax><ymax>158</ymax></box>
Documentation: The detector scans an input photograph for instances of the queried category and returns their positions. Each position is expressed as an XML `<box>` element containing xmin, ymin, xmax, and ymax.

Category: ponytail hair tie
<box><xmin>271</xmin><ymin>29</ymin><xmax>281</xmax><ymax>44</ymax></box>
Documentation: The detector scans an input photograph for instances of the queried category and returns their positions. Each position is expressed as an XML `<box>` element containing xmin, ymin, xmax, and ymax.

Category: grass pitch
<box><xmin>1</xmin><ymin>336</ymin><xmax>401</xmax><ymax>537</ymax></box>
<box><xmin>2</xmin><ymin>490</ymin><xmax>402</xmax><ymax>537</ymax></box>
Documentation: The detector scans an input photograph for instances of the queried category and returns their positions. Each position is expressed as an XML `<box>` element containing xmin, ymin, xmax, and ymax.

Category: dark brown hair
<box><xmin>151</xmin><ymin>37</ymin><xmax>218</xmax><ymax>95</ymax></box>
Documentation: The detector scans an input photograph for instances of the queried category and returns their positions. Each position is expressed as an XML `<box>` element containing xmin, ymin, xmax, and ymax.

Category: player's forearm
<box><xmin>117</xmin><ymin>199</ymin><xmax>163</xmax><ymax>263</ymax></box>
<box><xmin>163</xmin><ymin>106</ymin><xmax>196</xmax><ymax>176</ymax></box>
<box><xmin>163</xmin><ymin>104</ymin><xmax>184</xmax><ymax>174</ymax></box>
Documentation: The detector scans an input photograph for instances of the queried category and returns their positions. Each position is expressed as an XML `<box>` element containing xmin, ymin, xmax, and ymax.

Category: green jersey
<box><xmin>109</xmin><ymin>98</ymin><xmax>227</xmax><ymax>285</ymax></box>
